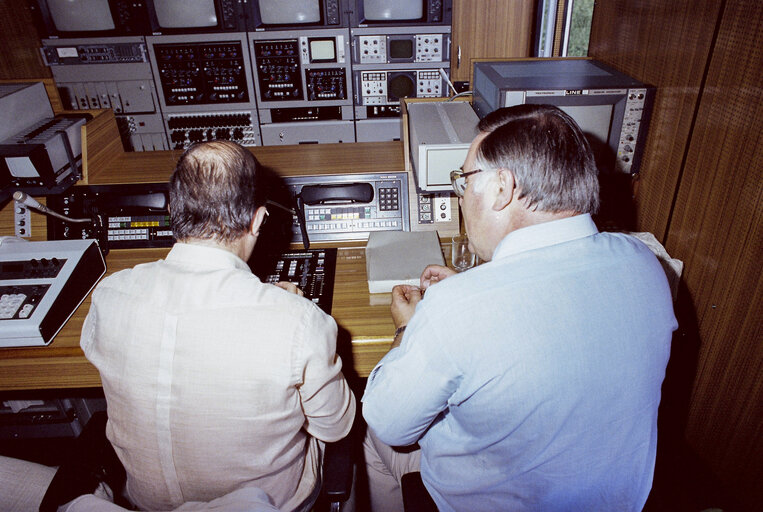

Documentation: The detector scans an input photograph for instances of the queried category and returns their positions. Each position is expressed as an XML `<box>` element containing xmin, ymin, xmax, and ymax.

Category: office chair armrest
<box><xmin>321</xmin><ymin>435</ymin><xmax>353</xmax><ymax>503</ymax></box>
<box><xmin>39</xmin><ymin>411</ymin><xmax>129</xmax><ymax>512</ymax></box>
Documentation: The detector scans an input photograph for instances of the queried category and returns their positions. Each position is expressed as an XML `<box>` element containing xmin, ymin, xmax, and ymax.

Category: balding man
<box><xmin>82</xmin><ymin>141</ymin><xmax>355</xmax><ymax>511</ymax></box>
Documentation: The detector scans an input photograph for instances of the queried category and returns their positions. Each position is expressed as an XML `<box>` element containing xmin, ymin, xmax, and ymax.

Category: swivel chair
<box><xmin>39</xmin><ymin>411</ymin><xmax>353</xmax><ymax>511</ymax></box>
<box><xmin>401</xmin><ymin>472</ymin><xmax>438</xmax><ymax>512</ymax></box>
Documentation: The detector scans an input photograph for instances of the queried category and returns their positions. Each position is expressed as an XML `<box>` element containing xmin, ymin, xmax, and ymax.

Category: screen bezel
<box><xmin>144</xmin><ymin>0</ymin><xmax>247</xmax><ymax>34</ymax></box>
<box><xmin>387</xmin><ymin>36</ymin><xmax>416</xmax><ymax>62</ymax></box>
<box><xmin>30</xmin><ymin>0</ymin><xmax>151</xmax><ymax>38</ymax></box>
<box><xmin>308</xmin><ymin>37</ymin><xmax>338</xmax><ymax>63</ymax></box>
<box><xmin>351</xmin><ymin>0</ymin><xmax>452</xmax><ymax>27</ymax></box>
<box><xmin>250</xmin><ymin>0</ymin><xmax>349</xmax><ymax>30</ymax></box>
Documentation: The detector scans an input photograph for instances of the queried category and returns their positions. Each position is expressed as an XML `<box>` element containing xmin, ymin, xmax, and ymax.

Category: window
<box><xmin>536</xmin><ymin>0</ymin><xmax>594</xmax><ymax>57</ymax></box>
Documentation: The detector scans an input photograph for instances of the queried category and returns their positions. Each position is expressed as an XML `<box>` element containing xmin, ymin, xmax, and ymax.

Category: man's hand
<box><xmin>420</xmin><ymin>264</ymin><xmax>457</xmax><ymax>291</ymax></box>
<box><xmin>390</xmin><ymin>285</ymin><xmax>423</xmax><ymax>329</ymax></box>
<box><xmin>275</xmin><ymin>281</ymin><xmax>304</xmax><ymax>296</ymax></box>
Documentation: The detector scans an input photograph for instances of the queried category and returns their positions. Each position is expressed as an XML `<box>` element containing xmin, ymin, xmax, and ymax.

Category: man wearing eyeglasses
<box><xmin>361</xmin><ymin>105</ymin><xmax>677</xmax><ymax>512</ymax></box>
<box><xmin>80</xmin><ymin>141</ymin><xmax>356</xmax><ymax>511</ymax></box>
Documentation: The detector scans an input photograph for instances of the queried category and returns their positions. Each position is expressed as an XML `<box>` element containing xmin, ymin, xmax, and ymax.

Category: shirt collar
<box><xmin>492</xmin><ymin>213</ymin><xmax>599</xmax><ymax>260</ymax></box>
<box><xmin>166</xmin><ymin>242</ymin><xmax>251</xmax><ymax>272</ymax></box>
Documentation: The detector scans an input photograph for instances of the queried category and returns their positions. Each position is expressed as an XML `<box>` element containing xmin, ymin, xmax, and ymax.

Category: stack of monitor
<box><xmin>33</xmin><ymin>0</ymin><xmax>454</xmax><ymax>148</ymax></box>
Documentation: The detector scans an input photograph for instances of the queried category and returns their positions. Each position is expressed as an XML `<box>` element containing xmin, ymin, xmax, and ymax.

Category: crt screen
<box><xmin>259</xmin><ymin>0</ymin><xmax>321</xmax><ymax>24</ymax></box>
<box><xmin>363</xmin><ymin>0</ymin><xmax>423</xmax><ymax>20</ymax></box>
<box><xmin>560</xmin><ymin>105</ymin><xmax>614</xmax><ymax>148</ymax></box>
<box><xmin>310</xmin><ymin>39</ymin><xmax>336</xmax><ymax>61</ymax></box>
<box><xmin>389</xmin><ymin>39</ymin><xmax>414</xmax><ymax>59</ymax></box>
<box><xmin>155</xmin><ymin>0</ymin><xmax>218</xmax><ymax>28</ymax></box>
<box><xmin>47</xmin><ymin>0</ymin><xmax>115</xmax><ymax>31</ymax></box>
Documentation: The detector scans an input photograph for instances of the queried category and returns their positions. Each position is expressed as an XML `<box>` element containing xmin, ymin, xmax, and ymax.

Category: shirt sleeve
<box><xmin>361</xmin><ymin>305</ymin><xmax>462</xmax><ymax>447</ymax></box>
<box><xmin>297</xmin><ymin>303</ymin><xmax>356</xmax><ymax>442</ymax></box>
<box><xmin>80</xmin><ymin>293</ymin><xmax>97</xmax><ymax>357</ymax></box>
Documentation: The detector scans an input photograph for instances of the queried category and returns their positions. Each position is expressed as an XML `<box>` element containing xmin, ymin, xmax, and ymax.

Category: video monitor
<box><xmin>154</xmin><ymin>0</ymin><xmax>217</xmax><ymax>28</ymax></box>
<box><xmin>46</xmin><ymin>0</ymin><xmax>115</xmax><ymax>31</ymax></box>
<box><xmin>259</xmin><ymin>0</ymin><xmax>321</xmax><ymax>24</ymax></box>
<box><xmin>363</xmin><ymin>0</ymin><xmax>422</xmax><ymax>21</ymax></box>
<box><xmin>309</xmin><ymin>38</ymin><xmax>336</xmax><ymax>62</ymax></box>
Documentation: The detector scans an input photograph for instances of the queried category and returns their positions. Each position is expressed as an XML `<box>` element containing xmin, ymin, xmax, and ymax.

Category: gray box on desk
<box><xmin>407</xmin><ymin>101</ymin><xmax>479</xmax><ymax>192</ymax></box>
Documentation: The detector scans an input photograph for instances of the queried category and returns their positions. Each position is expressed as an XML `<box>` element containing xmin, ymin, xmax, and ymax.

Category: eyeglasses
<box><xmin>450</xmin><ymin>168</ymin><xmax>484</xmax><ymax>197</ymax></box>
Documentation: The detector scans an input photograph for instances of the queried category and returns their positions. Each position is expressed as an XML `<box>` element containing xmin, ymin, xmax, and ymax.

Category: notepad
<box><xmin>365</xmin><ymin>230</ymin><xmax>445</xmax><ymax>293</ymax></box>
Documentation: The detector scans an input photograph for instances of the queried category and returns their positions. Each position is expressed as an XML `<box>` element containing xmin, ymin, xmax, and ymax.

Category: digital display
<box><xmin>309</xmin><ymin>39</ymin><xmax>336</xmax><ymax>61</ymax></box>
<box><xmin>389</xmin><ymin>39</ymin><xmax>414</xmax><ymax>59</ymax></box>
<box><xmin>259</xmin><ymin>0</ymin><xmax>321</xmax><ymax>24</ymax></box>
<box><xmin>154</xmin><ymin>0</ymin><xmax>218</xmax><ymax>28</ymax></box>
<box><xmin>47</xmin><ymin>0</ymin><xmax>115</xmax><ymax>31</ymax></box>
<box><xmin>363</xmin><ymin>0</ymin><xmax>423</xmax><ymax>20</ymax></box>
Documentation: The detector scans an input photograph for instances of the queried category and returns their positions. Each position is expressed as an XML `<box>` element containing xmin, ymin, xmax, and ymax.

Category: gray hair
<box><xmin>476</xmin><ymin>104</ymin><xmax>600</xmax><ymax>214</ymax></box>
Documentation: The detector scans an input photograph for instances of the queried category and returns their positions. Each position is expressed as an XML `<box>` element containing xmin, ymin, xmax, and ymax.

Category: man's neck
<box><xmin>508</xmin><ymin>205</ymin><xmax>579</xmax><ymax>233</ymax></box>
<box><xmin>181</xmin><ymin>237</ymin><xmax>251</xmax><ymax>262</ymax></box>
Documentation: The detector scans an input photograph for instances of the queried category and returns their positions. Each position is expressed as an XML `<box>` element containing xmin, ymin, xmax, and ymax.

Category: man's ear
<box><xmin>492</xmin><ymin>168</ymin><xmax>516</xmax><ymax>211</ymax></box>
<box><xmin>250</xmin><ymin>206</ymin><xmax>268</xmax><ymax>236</ymax></box>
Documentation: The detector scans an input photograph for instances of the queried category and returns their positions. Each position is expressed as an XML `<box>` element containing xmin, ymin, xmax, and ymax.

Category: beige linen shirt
<box><xmin>81</xmin><ymin>243</ymin><xmax>355</xmax><ymax>512</ymax></box>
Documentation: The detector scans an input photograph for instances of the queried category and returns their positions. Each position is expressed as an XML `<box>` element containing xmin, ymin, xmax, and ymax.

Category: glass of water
<box><xmin>451</xmin><ymin>234</ymin><xmax>476</xmax><ymax>272</ymax></box>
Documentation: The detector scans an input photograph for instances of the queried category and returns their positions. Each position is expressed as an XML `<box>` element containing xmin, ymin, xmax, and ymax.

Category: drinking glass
<box><xmin>451</xmin><ymin>234</ymin><xmax>476</xmax><ymax>272</ymax></box>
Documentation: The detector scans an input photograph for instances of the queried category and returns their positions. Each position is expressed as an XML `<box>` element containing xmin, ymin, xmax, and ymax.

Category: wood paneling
<box><xmin>589</xmin><ymin>0</ymin><xmax>722</xmax><ymax>240</ymax></box>
<box><xmin>450</xmin><ymin>0</ymin><xmax>534</xmax><ymax>83</ymax></box>
<box><xmin>591</xmin><ymin>1</ymin><xmax>762</xmax><ymax>509</ymax></box>
<box><xmin>666</xmin><ymin>1</ymin><xmax>763</xmax><ymax>506</ymax></box>
<box><xmin>0</xmin><ymin>0</ymin><xmax>49</xmax><ymax>79</ymax></box>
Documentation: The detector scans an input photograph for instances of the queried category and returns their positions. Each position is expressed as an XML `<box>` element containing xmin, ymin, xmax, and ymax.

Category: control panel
<box><xmin>305</xmin><ymin>68</ymin><xmax>347</xmax><ymax>101</ymax></box>
<box><xmin>166</xmin><ymin>111</ymin><xmax>261</xmax><ymax>149</ymax></box>
<box><xmin>42</xmin><ymin>37</ymin><xmax>168</xmax><ymax>152</ymax></box>
<box><xmin>353</xmin><ymin>32</ymin><xmax>450</xmax><ymax>64</ymax></box>
<box><xmin>284</xmin><ymin>172</ymin><xmax>410</xmax><ymax>243</ymax></box>
<box><xmin>250</xmin><ymin>249</ymin><xmax>337</xmax><ymax>314</ymax></box>
<box><xmin>47</xmin><ymin>183</ymin><xmax>173</xmax><ymax>250</ymax></box>
<box><xmin>617</xmin><ymin>88</ymin><xmax>649</xmax><ymax>174</ymax></box>
<box><xmin>153</xmin><ymin>41</ymin><xmax>250</xmax><ymax>106</ymax></box>
<box><xmin>357</xmin><ymin>69</ymin><xmax>443</xmax><ymax>105</ymax></box>
<box><xmin>0</xmin><ymin>239</ymin><xmax>105</xmax><ymax>347</ymax></box>
<box><xmin>42</xmin><ymin>41</ymin><xmax>147</xmax><ymax>65</ymax></box>
<box><xmin>253</xmin><ymin>36</ymin><xmax>349</xmax><ymax>103</ymax></box>
<box><xmin>254</xmin><ymin>39</ymin><xmax>303</xmax><ymax>102</ymax></box>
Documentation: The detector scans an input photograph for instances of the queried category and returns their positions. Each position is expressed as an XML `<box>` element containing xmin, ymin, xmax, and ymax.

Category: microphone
<box><xmin>13</xmin><ymin>191</ymin><xmax>91</xmax><ymax>224</ymax></box>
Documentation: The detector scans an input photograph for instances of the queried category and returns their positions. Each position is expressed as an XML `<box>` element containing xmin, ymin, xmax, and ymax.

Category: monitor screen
<box><xmin>363</xmin><ymin>0</ymin><xmax>423</xmax><ymax>20</ymax></box>
<box><xmin>389</xmin><ymin>39</ymin><xmax>414</xmax><ymax>59</ymax></box>
<box><xmin>259</xmin><ymin>0</ymin><xmax>321</xmax><ymax>24</ymax></box>
<box><xmin>47</xmin><ymin>0</ymin><xmax>115</xmax><ymax>31</ymax></box>
<box><xmin>309</xmin><ymin>39</ymin><xmax>336</xmax><ymax>61</ymax></box>
<box><xmin>560</xmin><ymin>105</ymin><xmax>613</xmax><ymax>148</ymax></box>
<box><xmin>154</xmin><ymin>0</ymin><xmax>218</xmax><ymax>28</ymax></box>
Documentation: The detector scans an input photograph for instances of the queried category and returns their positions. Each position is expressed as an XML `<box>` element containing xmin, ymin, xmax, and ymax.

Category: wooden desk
<box><xmin>0</xmin><ymin>245</ymin><xmax>401</xmax><ymax>391</ymax></box>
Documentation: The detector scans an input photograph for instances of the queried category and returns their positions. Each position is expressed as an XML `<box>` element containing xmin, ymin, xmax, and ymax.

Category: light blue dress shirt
<box><xmin>362</xmin><ymin>214</ymin><xmax>678</xmax><ymax>512</ymax></box>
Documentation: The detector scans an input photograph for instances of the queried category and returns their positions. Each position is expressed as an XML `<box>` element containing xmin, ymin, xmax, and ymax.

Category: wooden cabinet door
<box><xmin>450</xmin><ymin>0</ymin><xmax>535</xmax><ymax>84</ymax></box>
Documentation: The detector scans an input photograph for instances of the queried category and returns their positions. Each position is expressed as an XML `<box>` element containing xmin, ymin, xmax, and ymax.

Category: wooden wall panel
<box><xmin>0</xmin><ymin>0</ymin><xmax>50</xmax><ymax>79</ymax></box>
<box><xmin>591</xmin><ymin>1</ymin><xmax>762</xmax><ymax>509</ymax></box>
<box><xmin>665</xmin><ymin>0</ymin><xmax>763</xmax><ymax>506</ymax></box>
<box><xmin>588</xmin><ymin>0</ymin><xmax>721</xmax><ymax>240</ymax></box>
